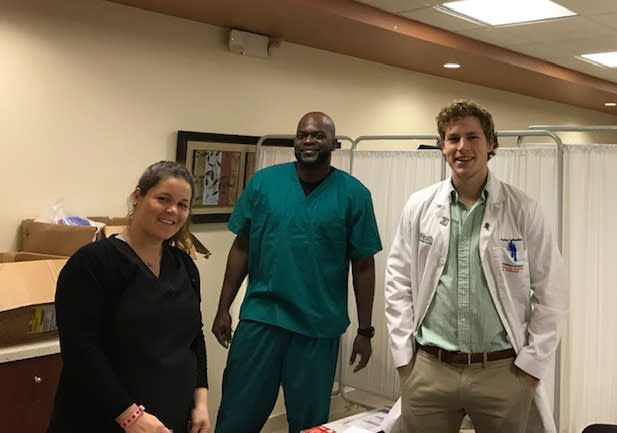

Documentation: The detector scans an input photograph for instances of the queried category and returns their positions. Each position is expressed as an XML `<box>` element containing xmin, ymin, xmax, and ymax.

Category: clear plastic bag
<box><xmin>35</xmin><ymin>200</ymin><xmax>91</xmax><ymax>226</ymax></box>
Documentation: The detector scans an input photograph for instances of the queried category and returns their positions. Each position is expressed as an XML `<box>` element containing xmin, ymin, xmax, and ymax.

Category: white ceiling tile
<box><xmin>354</xmin><ymin>0</ymin><xmax>439</xmax><ymax>13</ymax></box>
<box><xmin>548</xmin><ymin>56</ymin><xmax>617</xmax><ymax>83</ymax></box>
<box><xmin>586</xmin><ymin>13</ymin><xmax>617</xmax><ymax>31</ymax></box>
<box><xmin>556</xmin><ymin>0</ymin><xmax>617</xmax><ymax>15</ymax></box>
<box><xmin>400</xmin><ymin>6</ymin><xmax>483</xmax><ymax>31</ymax></box>
<box><xmin>563</xmin><ymin>35</ymin><xmax>617</xmax><ymax>54</ymax></box>
<box><xmin>508</xmin><ymin>36</ymin><xmax>617</xmax><ymax>58</ymax></box>
<box><xmin>547</xmin><ymin>56</ymin><xmax>597</xmax><ymax>70</ymax></box>
<box><xmin>493</xmin><ymin>16</ymin><xmax>614</xmax><ymax>43</ymax></box>
<box><xmin>591</xmin><ymin>69</ymin><xmax>617</xmax><ymax>84</ymax></box>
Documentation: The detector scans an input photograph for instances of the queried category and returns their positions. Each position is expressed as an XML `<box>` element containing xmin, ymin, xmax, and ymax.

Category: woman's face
<box><xmin>133</xmin><ymin>176</ymin><xmax>192</xmax><ymax>241</ymax></box>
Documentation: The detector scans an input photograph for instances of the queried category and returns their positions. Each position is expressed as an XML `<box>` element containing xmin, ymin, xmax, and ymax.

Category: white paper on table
<box><xmin>342</xmin><ymin>408</ymin><xmax>388</xmax><ymax>432</ymax></box>
<box><xmin>379</xmin><ymin>398</ymin><xmax>401</xmax><ymax>432</ymax></box>
<box><xmin>343</xmin><ymin>427</ymin><xmax>374</xmax><ymax>433</ymax></box>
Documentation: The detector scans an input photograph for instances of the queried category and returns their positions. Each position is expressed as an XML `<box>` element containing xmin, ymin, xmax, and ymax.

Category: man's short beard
<box><xmin>295</xmin><ymin>149</ymin><xmax>331</xmax><ymax>166</ymax></box>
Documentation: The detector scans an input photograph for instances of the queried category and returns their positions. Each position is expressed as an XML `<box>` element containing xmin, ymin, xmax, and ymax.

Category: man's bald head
<box><xmin>297</xmin><ymin>112</ymin><xmax>336</xmax><ymax>138</ymax></box>
<box><xmin>294</xmin><ymin>112</ymin><xmax>337</xmax><ymax>167</ymax></box>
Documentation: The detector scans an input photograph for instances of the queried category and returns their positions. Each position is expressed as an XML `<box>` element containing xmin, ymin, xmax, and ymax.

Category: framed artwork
<box><xmin>176</xmin><ymin>131</ymin><xmax>291</xmax><ymax>223</ymax></box>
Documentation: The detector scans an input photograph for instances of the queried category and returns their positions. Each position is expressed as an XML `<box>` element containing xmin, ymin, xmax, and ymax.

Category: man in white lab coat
<box><xmin>384</xmin><ymin>100</ymin><xmax>568</xmax><ymax>433</ymax></box>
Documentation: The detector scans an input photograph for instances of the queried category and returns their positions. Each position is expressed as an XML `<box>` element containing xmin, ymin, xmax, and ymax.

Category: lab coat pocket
<box><xmin>416</xmin><ymin>235</ymin><xmax>433</xmax><ymax>269</ymax></box>
<box><xmin>491</xmin><ymin>246</ymin><xmax>532</xmax><ymax>311</ymax></box>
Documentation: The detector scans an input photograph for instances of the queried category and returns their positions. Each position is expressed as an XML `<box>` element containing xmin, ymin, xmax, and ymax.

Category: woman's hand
<box><xmin>125</xmin><ymin>411</ymin><xmax>171</xmax><ymax>433</ymax></box>
<box><xmin>117</xmin><ymin>405</ymin><xmax>171</xmax><ymax>433</ymax></box>
<box><xmin>189</xmin><ymin>404</ymin><xmax>211</xmax><ymax>433</ymax></box>
<box><xmin>190</xmin><ymin>388</ymin><xmax>211</xmax><ymax>433</ymax></box>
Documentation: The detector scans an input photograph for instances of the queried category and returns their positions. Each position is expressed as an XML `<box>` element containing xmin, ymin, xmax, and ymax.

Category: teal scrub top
<box><xmin>228</xmin><ymin>162</ymin><xmax>382</xmax><ymax>338</ymax></box>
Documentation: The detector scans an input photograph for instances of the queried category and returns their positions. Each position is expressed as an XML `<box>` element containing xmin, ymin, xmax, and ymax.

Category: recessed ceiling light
<box><xmin>580</xmin><ymin>52</ymin><xmax>617</xmax><ymax>68</ymax></box>
<box><xmin>443</xmin><ymin>63</ymin><xmax>461</xmax><ymax>69</ymax></box>
<box><xmin>438</xmin><ymin>0</ymin><xmax>576</xmax><ymax>26</ymax></box>
<box><xmin>604</xmin><ymin>102</ymin><xmax>617</xmax><ymax>107</ymax></box>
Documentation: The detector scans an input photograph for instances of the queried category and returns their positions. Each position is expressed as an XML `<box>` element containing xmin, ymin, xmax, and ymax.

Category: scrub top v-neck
<box><xmin>228</xmin><ymin>162</ymin><xmax>382</xmax><ymax>338</ymax></box>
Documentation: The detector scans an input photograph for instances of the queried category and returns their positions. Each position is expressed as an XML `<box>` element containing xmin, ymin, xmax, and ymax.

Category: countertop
<box><xmin>0</xmin><ymin>338</ymin><xmax>60</xmax><ymax>363</ymax></box>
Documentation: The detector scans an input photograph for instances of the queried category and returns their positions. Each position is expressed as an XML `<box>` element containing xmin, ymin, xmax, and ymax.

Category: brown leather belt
<box><xmin>417</xmin><ymin>344</ymin><xmax>515</xmax><ymax>364</ymax></box>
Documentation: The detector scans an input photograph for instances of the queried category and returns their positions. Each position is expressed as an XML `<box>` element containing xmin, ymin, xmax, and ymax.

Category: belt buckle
<box><xmin>467</xmin><ymin>353</ymin><xmax>472</xmax><ymax>365</ymax></box>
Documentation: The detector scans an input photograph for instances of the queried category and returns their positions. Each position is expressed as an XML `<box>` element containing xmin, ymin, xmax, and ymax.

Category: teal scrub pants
<box><xmin>215</xmin><ymin>320</ymin><xmax>340</xmax><ymax>433</ymax></box>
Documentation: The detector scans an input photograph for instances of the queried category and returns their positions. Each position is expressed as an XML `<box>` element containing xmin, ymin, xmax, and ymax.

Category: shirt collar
<box><xmin>449</xmin><ymin>180</ymin><xmax>489</xmax><ymax>205</ymax></box>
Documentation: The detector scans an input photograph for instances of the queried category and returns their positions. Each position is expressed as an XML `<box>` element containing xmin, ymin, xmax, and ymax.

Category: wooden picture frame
<box><xmin>176</xmin><ymin>131</ymin><xmax>292</xmax><ymax>223</ymax></box>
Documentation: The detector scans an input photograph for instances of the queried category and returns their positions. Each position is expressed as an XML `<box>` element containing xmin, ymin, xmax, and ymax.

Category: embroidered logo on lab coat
<box><xmin>419</xmin><ymin>233</ymin><xmax>433</xmax><ymax>245</ymax></box>
<box><xmin>502</xmin><ymin>262</ymin><xmax>524</xmax><ymax>273</ymax></box>
<box><xmin>500</xmin><ymin>238</ymin><xmax>522</xmax><ymax>262</ymax></box>
<box><xmin>500</xmin><ymin>238</ymin><xmax>524</xmax><ymax>273</ymax></box>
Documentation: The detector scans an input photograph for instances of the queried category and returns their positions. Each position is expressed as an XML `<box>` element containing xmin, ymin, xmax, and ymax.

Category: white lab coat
<box><xmin>383</xmin><ymin>171</ymin><xmax>568</xmax><ymax>433</ymax></box>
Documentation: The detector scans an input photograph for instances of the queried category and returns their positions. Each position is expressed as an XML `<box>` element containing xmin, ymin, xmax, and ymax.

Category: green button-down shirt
<box><xmin>416</xmin><ymin>184</ymin><xmax>511</xmax><ymax>353</ymax></box>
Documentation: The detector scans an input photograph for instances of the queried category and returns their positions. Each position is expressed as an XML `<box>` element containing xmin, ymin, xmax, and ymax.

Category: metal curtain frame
<box><xmin>526</xmin><ymin>125</ymin><xmax>617</xmax><ymax>428</ymax></box>
<box><xmin>339</xmin><ymin>134</ymin><xmax>442</xmax><ymax>408</ymax></box>
<box><xmin>525</xmin><ymin>125</ymin><xmax>617</xmax><ymax>248</ymax></box>
<box><xmin>529</xmin><ymin>125</ymin><xmax>617</xmax><ymax>133</ymax></box>
<box><xmin>350</xmin><ymin>135</ymin><xmax>444</xmax><ymax>179</ymax></box>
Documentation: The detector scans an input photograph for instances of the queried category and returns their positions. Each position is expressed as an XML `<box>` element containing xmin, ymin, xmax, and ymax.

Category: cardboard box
<box><xmin>0</xmin><ymin>254</ymin><xmax>67</xmax><ymax>347</ymax></box>
<box><xmin>23</xmin><ymin>215</ymin><xmax>212</xmax><ymax>260</ymax></box>
<box><xmin>0</xmin><ymin>252</ymin><xmax>67</xmax><ymax>262</ymax></box>
<box><xmin>102</xmin><ymin>225</ymin><xmax>126</xmax><ymax>238</ymax></box>
<box><xmin>88</xmin><ymin>217</ymin><xmax>129</xmax><ymax>226</ymax></box>
<box><xmin>19</xmin><ymin>219</ymin><xmax>97</xmax><ymax>257</ymax></box>
<box><xmin>88</xmin><ymin>216</ymin><xmax>130</xmax><ymax>240</ymax></box>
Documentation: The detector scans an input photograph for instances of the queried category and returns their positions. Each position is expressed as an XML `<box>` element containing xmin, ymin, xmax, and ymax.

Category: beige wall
<box><xmin>3</xmin><ymin>0</ymin><xmax>617</xmax><ymax>427</ymax></box>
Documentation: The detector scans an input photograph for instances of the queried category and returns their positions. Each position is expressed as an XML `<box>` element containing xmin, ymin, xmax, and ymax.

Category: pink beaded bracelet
<box><xmin>121</xmin><ymin>405</ymin><xmax>145</xmax><ymax>429</ymax></box>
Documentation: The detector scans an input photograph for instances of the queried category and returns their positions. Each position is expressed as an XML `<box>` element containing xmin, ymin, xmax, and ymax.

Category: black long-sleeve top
<box><xmin>47</xmin><ymin>236</ymin><xmax>207</xmax><ymax>433</ymax></box>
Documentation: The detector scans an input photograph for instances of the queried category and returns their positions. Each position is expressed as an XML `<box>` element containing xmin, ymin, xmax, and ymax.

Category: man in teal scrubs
<box><xmin>212</xmin><ymin>112</ymin><xmax>382</xmax><ymax>433</ymax></box>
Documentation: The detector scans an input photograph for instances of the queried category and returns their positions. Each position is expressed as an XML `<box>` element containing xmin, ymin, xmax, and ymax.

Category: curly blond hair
<box><xmin>436</xmin><ymin>99</ymin><xmax>498</xmax><ymax>159</ymax></box>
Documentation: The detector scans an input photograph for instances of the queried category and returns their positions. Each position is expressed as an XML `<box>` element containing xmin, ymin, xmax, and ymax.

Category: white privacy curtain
<box><xmin>341</xmin><ymin>149</ymin><xmax>443</xmax><ymax>400</ymax></box>
<box><xmin>257</xmin><ymin>145</ymin><xmax>351</xmax><ymax>172</ymax></box>
<box><xmin>257</xmin><ymin>146</ymin><xmax>294</xmax><ymax>169</ymax></box>
<box><xmin>560</xmin><ymin>145</ymin><xmax>617</xmax><ymax>432</ymax></box>
<box><xmin>488</xmin><ymin>147</ymin><xmax>560</xmax><ymax>233</ymax></box>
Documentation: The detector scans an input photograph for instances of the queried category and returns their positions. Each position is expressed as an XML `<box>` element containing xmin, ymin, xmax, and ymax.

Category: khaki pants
<box><xmin>399</xmin><ymin>350</ymin><xmax>535</xmax><ymax>433</ymax></box>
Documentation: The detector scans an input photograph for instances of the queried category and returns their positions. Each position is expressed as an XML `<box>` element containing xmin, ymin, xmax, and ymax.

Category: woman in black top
<box><xmin>47</xmin><ymin>161</ymin><xmax>209</xmax><ymax>433</ymax></box>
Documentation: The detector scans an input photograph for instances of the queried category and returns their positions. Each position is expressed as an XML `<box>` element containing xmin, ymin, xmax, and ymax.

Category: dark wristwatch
<box><xmin>357</xmin><ymin>326</ymin><xmax>375</xmax><ymax>339</ymax></box>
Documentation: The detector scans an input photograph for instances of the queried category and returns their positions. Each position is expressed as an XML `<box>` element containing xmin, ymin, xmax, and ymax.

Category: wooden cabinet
<box><xmin>0</xmin><ymin>354</ymin><xmax>62</xmax><ymax>433</ymax></box>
